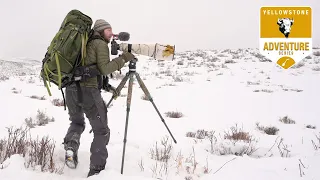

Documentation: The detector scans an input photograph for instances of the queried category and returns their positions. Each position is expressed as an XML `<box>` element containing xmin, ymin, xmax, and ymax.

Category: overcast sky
<box><xmin>0</xmin><ymin>0</ymin><xmax>318</xmax><ymax>60</ymax></box>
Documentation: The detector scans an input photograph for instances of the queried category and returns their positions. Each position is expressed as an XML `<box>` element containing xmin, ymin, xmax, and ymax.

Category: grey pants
<box><xmin>63</xmin><ymin>84</ymin><xmax>110</xmax><ymax>170</ymax></box>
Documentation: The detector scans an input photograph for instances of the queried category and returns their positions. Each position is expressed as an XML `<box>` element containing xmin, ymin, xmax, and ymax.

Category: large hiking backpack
<box><xmin>40</xmin><ymin>9</ymin><xmax>96</xmax><ymax>109</ymax></box>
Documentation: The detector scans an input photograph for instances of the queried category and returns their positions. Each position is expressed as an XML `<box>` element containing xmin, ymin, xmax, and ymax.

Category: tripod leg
<box><xmin>106</xmin><ymin>72</ymin><xmax>130</xmax><ymax>108</ymax></box>
<box><xmin>134</xmin><ymin>73</ymin><xmax>177</xmax><ymax>144</ymax></box>
<box><xmin>121</xmin><ymin>73</ymin><xmax>134</xmax><ymax>174</ymax></box>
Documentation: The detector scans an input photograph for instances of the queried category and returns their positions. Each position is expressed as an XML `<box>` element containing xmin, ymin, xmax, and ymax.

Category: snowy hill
<box><xmin>0</xmin><ymin>48</ymin><xmax>320</xmax><ymax>180</ymax></box>
<box><xmin>0</xmin><ymin>58</ymin><xmax>41</xmax><ymax>79</ymax></box>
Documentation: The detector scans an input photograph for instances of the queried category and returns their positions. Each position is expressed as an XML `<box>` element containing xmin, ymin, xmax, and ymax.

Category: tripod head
<box><xmin>128</xmin><ymin>58</ymin><xmax>138</xmax><ymax>72</ymax></box>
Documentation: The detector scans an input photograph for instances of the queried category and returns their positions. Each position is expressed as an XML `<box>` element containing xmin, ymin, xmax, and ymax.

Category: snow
<box><xmin>0</xmin><ymin>48</ymin><xmax>320</xmax><ymax>179</ymax></box>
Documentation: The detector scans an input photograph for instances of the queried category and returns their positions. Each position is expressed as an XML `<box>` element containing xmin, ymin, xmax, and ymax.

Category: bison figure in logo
<box><xmin>277</xmin><ymin>18</ymin><xmax>294</xmax><ymax>38</ymax></box>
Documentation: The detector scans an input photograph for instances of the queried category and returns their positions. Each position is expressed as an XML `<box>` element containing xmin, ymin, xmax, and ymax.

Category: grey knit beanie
<box><xmin>93</xmin><ymin>19</ymin><xmax>112</xmax><ymax>33</ymax></box>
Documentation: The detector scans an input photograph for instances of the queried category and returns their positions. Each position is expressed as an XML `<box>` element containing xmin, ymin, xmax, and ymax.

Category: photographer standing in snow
<box><xmin>62</xmin><ymin>19</ymin><xmax>135</xmax><ymax>177</ymax></box>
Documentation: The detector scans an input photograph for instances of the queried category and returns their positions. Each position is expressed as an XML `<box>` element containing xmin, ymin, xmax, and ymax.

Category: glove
<box><xmin>121</xmin><ymin>52</ymin><xmax>135</xmax><ymax>63</ymax></box>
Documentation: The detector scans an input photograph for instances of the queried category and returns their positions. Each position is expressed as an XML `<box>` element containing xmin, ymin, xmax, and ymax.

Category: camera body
<box><xmin>111</xmin><ymin>32</ymin><xmax>130</xmax><ymax>55</ymax></box>
<box><xmin>111</xmin><ymin>39</ymin><xmax>120</xmax><ymax>55</ymax></box>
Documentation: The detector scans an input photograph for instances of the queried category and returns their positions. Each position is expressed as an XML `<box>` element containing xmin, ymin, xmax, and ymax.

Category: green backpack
<box><xmin>40</xmin><ymin>9</ymin><xmax>95</xmax><ymax>109</ymax></box>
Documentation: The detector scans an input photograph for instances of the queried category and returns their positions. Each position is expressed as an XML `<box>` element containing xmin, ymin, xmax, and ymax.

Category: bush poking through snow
<box><xmin>256</xmin><ymin>122</ymin><xmax>279</xmax><ymax>135</ymax></box>
<box><xmin>0</xmin><ymin>126</ymin><xmax>63</xmax><ymax>174</ymax></box>
<box><xmin>149</xmin><ymin>136</ymin><xmax>174</xmax><ymax>178</ymax></box>
<box><xmin>313</xmin><ymin>51</ymin><xmax>320</xmax><ymax>56</ymax></box>
<box><xmin>165</xmin><ymin>111</ymin><xmax>183</xmax><ymax>118</ymax></box>
<box><xmin>247</xmin><ymin>81</ymin><xmax>260</xmax><ymax>85</ymax></box>
<box><xmin>311</xmin><ymin>133</ymin><xmax>320</xmax><ymax>150</ymax></box>
<box><xmin>24</xmin><ymin>136</ymin><xmax>62</xmax><ymax>173</ymax></box>
<box><xmin>27</xmin><ymin>77</ymin><xmax>36</xmax><ymax>84</ymax></box>
<box><xmin>251</xmin><ymin>52</ymin><xmax>272</xmax><ymax>62</ymax></box>
<box><xmin>277</xmin><ymin>138</ymin><xmax>291</xmax><ymax>158</ymax></box>
<box><xmin>291</xmin><ymin>62</ymin><xmax>305</xmax><ymax>69</ymax></box>
<box><xmin>224</xmin><ymin>124</ymin><xmax>253</xmax><ymax>144</ymax></box>
<box><xmin>51</xmin><ymin>98</ymin><xmax>64</xmax><ymax>107</ymax></box>
<box><xmin>0</xmin><ymin>75</ymin><xmax>9</xmax><ymax>82</ymax></box>
<box><xmin>172</xmin><ymin>75</ymin><xmax>185</xmax><ymax>82</ymax></box>
<box><xmin>311</xmin><ymin>66</ymin><xmax>320</xmax><ymax>71</ymax></box>
<box><xmin>149</xmin><ymin>136</ymin><xmax>173</xmax><ymax>163</ymax></box>
<box><xmin>186</xmin><ymin>129</ymin><xmax>215</xmax><ymax>140</ymax></box>
<box><xmin>225</xmin><ymin>59</ymin><xmax>236</xmax><ymax>64</ymax></box>
<box><xmin>253</xmin><ymin>89</ymin><xmax>273</xmax><ymax>93</ymax></box>
<box><xmin>25</xmin><ymin>110</ymin><xmax>55</xmax><ymax>128</ymax></box>
<box><xmin>282</xmin><ymin>88</ymin><xmax>303</xmax><ymax>92</ymax></box>
<box><xmin>141</xmin><ymin>94</ymin><xmax>149</xmax><ymax>101</ymax></box>
<box><xmin>0</xmin><ymin>126</ymin><xmax>30</xmax><ymax>164</ymax></box>
<box><xmin>218</xmin><ymin>124</ymin><xmax>258</xmax><ymax>156</ymax></box>
<box><xmin>30</xmin><ymin>95</ymin><xmax>46</xmax><ymax>100</ymax></box>
<box><xmin>306</xmin><ymin>125</ymin><xmax>316</xmax><ymax>129</ymax></box>
<box><xmin>279</xmin><ymin>116</ymin><xmax>296</xmax><ymax>124</ymax></box>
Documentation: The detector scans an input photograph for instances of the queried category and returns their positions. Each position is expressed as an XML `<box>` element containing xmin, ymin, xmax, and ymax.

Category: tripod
<box><xmin>106</xmin><ymin>58</ymin><xmax>177</xmax><ymax>174</ymax></box>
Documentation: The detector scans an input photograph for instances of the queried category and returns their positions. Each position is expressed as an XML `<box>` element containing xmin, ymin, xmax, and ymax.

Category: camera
<box><xmin>111</xmin><ymin>32</ymin><xmax>130</xmax><ymax>55</ymax></box>
<box><xmin>111</xmin><ymin>39</ymin><xmax>120</xmax><ymax>55</ymax></box>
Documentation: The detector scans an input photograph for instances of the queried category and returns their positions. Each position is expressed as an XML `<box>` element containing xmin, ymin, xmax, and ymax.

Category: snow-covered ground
<box><xmin>1</xmin><ymin>48</ymin><xmax>320</xmax><ymax>180</ymax></box>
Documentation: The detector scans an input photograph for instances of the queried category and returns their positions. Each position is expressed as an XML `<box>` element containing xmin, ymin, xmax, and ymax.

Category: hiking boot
<box><xmin>87</xmin><ymin>165</ymin><xmax>105</xmax><ymax>177</ymax></box>
<box><xmin>65</xmin><ymin>148</ymin><xmax>78</xmax><ymax>169</ymax></box>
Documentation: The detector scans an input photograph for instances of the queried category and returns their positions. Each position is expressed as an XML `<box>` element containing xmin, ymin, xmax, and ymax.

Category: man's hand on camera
<box><xmin>121</xmin><ymin>52</ymin><xmax>135</xmax><ymax>63</ymax></box>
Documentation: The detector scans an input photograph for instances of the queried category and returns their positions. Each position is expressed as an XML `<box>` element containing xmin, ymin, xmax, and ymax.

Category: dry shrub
<box><xmin>187</xmin><ymin>126</ymin><xmax>258</xmax><ymax>157</ymax></box>
<box><xmin>172</xmin><ymin>75</ymin><xmax>185</xmax><ymax>82</ymax></box>
<box><xmin>25</xmin><ymin>136</ymin><xmax>61</xmax><ymax>173</ymax></box>
<box><xmin>28</xmin><ymin>77</ymin><xmax>36</xmax><ymax>84</ymax></box>
<box><xmin>253</xmin><ymin>89</ymin><xmax>273</xmax><ymax>93</ymax></box>
<box><xmin>208</xmin><ymin>56</ymin><xmax>220</xmax><ymax>62</ymax></box>
<box><xmin>277</xmin><ymin>138</ymin><xmax>291</xmax><ymax>158</ymax></box>
<box><xmin>12</xmin><ymin>89</ymin><xmax>21</xmax><ymax>94</ymax></box>
<box><xmin>312</xmin><ymin>66</ymin><xmax>320</xmax><ymax>71</ymax></box>
<box><xmin>25</xmin><ymin>110</ymin><xmax>55</xmax><ymax>128</ymax></box>
<box><xmin>30</xmin><ymin>95</ymin><xmax>46</xmax><ymax>100</ymax></box>
<box><xmin>311</xmin><ymin>133</ymin><xmax>320</xmax><ymax>150</ymax></box>
<box><xmin>291</xmin><ymin>62</ymin><xmax>305</xmax><ymax>69</ymax></box>
<box><xmin>251</xmin><ymin>52</ymin><xmax>272</xmax><ymax>62</ymax></box>
<box><xmin>224</xmin><ymin>125</ymin><xmax>252</xmax><ymax>144</ymax></box>
<box><xmin>0</xmin><ymin>126</ymin><xmax>63</xmax><ymax>174</ymax></box>
<box><xmin>149</xmin><ymin>136</ymin><xmax>173</xmax><ymax>178</ymax></box>
<box><xmin>313</xmin><ymin>51</ymin><xmax>320</xmax><ymax>56</ymax></box>
<box><xmin>256</xmin><ymin>122</ymin><xmax>279</xmax><ymax>135</ymax></box>
<box><xmin>141</xmin><ymin>94</ymin><xmax>149</xmax><ymax>101</ymax></box>
<box><xmin>149</xmin><ymin>136</ymin><xmax>173</xmax><ymax>163</ymax></box>
<box><xmin>174</xmin><ymin>147</ymin><xmax>201</xmax><ymax>178</ymax></box>
<box><xmin>186</xmin><ymin>129</ymin><xmax>214</xmax><ymax>140</ymax></box>
<box><xmin>0</xmin><ymin>75</ymin><xmax>9</xmax><ymax>82</ymax></box>
<box><xmin>51</xmin><ymin>98</ymin><xmax>64</xmax><ymax>107</ymax></box>
<box><xmin>283</xmin><ymin>88</ymin><xmax>303</xmax><ymax>92</ymax></box>
<box><xmin>279</xmin><ymin>116</ymin><xmax>296</xmax><ymax>124</ymax></box>
<box><xmin>219</xmin><ymin>124</ymin><xmax>258</xmax><ymax>156</ymax></box>
<box><xmin>0</xmin><ymin>126</ymin><xmax>30</xmax><ymax>164</ymax></box>
<box><xmin>221</xmin><ymin>64</ymin><xmax>228</xmax><ymax>68</ymax></box>
<box><xmin>247</xmin><ymin>81</ymin><xmax>260</xmax><ymax>85</ymax></box>
<box><xmin>165</xmin><ymin>111</ymin><xmax>183</xmax><ymax>118</ymax></box>
<box><xmin>306</xmin><ymin>125</ymin><xmax>316</xmax><ymax>129</ymax></box>
<box><xmin>177</xmin><ymin>61</ymin><xmax>184</xmax><ymax>65</ymax></box>
<box><xmin>225</xmin><ymin>59</ymin><xmax>236</xmax><ymax>64</ymax></box>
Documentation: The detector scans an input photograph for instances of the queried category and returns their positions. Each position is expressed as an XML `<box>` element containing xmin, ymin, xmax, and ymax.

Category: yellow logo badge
<box><xmin>259</xmin><ymin>6</ymin><xmax>312</xmax><ymax>69</ymax></box>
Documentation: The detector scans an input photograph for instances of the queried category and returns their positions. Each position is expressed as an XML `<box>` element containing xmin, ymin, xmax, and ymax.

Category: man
<box><xmin>62</xmin><ymin>19</ymin><xmax>135</xmax><ymax>177</ymax></box>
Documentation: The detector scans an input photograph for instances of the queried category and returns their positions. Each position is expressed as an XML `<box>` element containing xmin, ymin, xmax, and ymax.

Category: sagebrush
<box><xmin>0</xmin><ymin>126</ymin><xmax>63</xmax><ymax>173</ymax></box>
